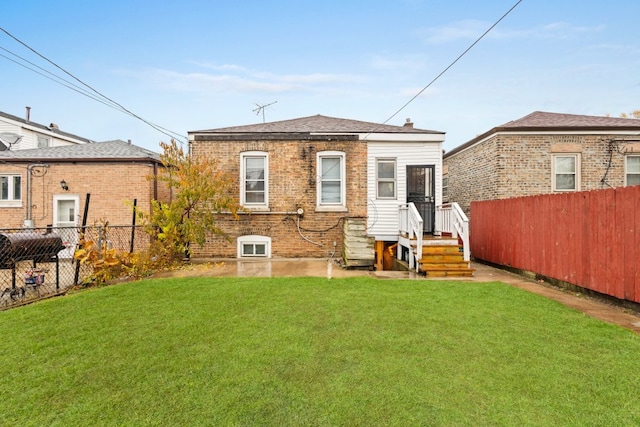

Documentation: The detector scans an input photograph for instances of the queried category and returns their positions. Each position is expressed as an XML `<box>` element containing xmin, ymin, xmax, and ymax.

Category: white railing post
<box><xmin>435</xmin><ymin>202</ymin><xmax>470</xmax><ymax>263</ymax></box>
<box><xmin>398</xmin><ymin>203</ymin><xmax>424</xmax><ymax>272</ymax></box>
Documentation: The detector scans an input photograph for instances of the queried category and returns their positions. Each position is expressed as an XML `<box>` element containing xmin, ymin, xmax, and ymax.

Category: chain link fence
<box><xmin>0</xmin><ymin>225</ymin><xmax>151</xmax><ymax>310</ymax></box>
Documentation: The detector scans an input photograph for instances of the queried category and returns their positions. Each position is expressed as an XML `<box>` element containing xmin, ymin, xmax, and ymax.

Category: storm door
<box><xmin>53</xmin><ymin>195</ymin><xmax>79</xmax><ymax>258</ymax></box>
<box><xmin>406</xmin><ymin>165</ymin><xmax>435</xmax><ymax>234</ymax></box>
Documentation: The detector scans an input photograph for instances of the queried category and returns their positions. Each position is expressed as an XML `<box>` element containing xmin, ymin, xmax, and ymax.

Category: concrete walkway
<box><xmin>164</xmin><ymin>258</ymin><xmax>640</xmax><ymax>334</ymax></box>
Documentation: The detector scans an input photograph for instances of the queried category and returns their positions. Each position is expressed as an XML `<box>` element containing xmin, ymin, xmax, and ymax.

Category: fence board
<box><xmin>471</xmin><ymin>186</ymin><xmax>640</xmax><ymax>304</ymax></box>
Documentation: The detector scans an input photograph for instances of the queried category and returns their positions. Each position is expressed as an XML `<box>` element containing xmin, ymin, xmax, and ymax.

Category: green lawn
<box><xmin>1</xmin><ymin>276</ymin><xmax>639</xmax><ymax>426</ymax></box>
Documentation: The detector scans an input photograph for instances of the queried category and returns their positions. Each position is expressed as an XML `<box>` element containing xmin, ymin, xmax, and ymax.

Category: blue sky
<box><xmin>1</xmin><ymin>0</ymin><xmax>639</xmax><ymax>152</ymax></box>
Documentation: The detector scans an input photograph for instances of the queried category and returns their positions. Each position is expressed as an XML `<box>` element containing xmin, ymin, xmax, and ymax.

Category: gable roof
<box><xmin>445</xmin><ymin>111</ymin><xmax>640</xmax><ymax>158</ymax></box>
<box><xmin>190</xmin><ymin>114</ymin><xmax>444</xmax><ymax>136</ymax></box>
<box><xmin>0</xmin><ymin>139</ymin><xmax>161</xmax><ymax>163</ymax></box>
<box><xmin>0</xmin><ymin>110</ymin><xmax>94</xmax><ymax>144</ymax></box>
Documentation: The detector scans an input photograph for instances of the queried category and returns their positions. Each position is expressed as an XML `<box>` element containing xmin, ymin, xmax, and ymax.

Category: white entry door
<box><xmin>53</xmin><ymin>195</ymin><xmax>79</xmax><ymax>258</ymax></box>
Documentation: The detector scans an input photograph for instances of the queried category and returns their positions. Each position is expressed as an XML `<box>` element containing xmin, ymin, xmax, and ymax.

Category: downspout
<box><xmin>24</xmin><ymin>163</ymin><xmax>49</xmax><ymax>228</ymax></box>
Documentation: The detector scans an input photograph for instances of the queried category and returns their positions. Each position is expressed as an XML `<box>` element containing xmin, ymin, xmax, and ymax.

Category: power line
<box><xmin>0</xmin><ymin>47</ymin><xmax>125</xmax><ymax>111</ymax></box>
<box><xmin>0</xmin><ymin>26</ymin><xmax>186</xmax><ymax>143</ymax></box>
<box><xmin>379</xmin><ymin>0</ymin><xmax>524</xmax><ymax>128</ymax></box>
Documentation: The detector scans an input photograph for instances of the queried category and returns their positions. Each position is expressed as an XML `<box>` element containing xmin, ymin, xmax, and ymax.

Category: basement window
<box><xmin>237</xmin><ymin>235</ymin><xmax>271</xmax><ymax>258</ymax></box>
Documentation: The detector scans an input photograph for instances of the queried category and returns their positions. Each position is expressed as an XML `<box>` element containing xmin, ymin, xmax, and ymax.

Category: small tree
<box><xmin>620</xmin><ymin>110</ymin><xmax>640</xmax><ymax>119</ymax></box>
<box><xmin>141</xmin><ymin>139</ymin><xmax>239</xmax><ymax>262</ymax></box>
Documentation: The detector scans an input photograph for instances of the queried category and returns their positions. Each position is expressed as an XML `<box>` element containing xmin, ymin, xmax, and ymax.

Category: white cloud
<box><xmin>420</xmin><ymin>20</ymin><xmax>605</xmax><ymax>44</ymax></box>
<box><xmin>126</xmin><ymin>64</ymin><xmax>366</xmax><ymax>95</ymax></box>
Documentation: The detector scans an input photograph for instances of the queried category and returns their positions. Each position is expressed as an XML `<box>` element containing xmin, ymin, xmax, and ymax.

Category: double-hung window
<box><xmin>0</xmin><ymin>174</ymin><xmax>21</xmax><ymax>204</ymax></box>
<box><xmin>241</xmin><ymin>151</ymin><xmax>268</xmax><ymax>208</ymax></box>
<box><xmin>376</xmin><ymin>159</ymin><xmax>396</xmax><ymax>199</ymax></box>
<box><xmin>552</xmin><ymin>154</ymin><xmax>580</xmax><ymax>191</ymax></box>
<box><xmin>317</xmin><ymin>151</ymin><xmax>346</xmax><ymax>210</ymax></box>
<box><xmin>626</xmin><ymin>155</ymin><xmax>640</xmax><ymax>186</ymax></box>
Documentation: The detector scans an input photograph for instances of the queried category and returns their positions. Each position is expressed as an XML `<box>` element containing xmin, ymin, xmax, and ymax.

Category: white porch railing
<box><xmin>398</xmin><ymin>203</ymin><xmax>423</xmax><ymax>272</ymax></box>
<box><xmin>435</xmin><ymin>202</ymin><xmax>470</xmax><ymax>262</ymax></box>
<box><xmin>399</xmin><ymin>202</ymin><xmax>470</xmax><ymax>271</ymax></box>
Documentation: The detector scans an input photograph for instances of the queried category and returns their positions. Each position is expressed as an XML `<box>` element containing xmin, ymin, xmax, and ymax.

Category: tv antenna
<box><xmin>253</xmin><ymin>101</ymin><xmax>277</xmax><ymax>123</ymax></box>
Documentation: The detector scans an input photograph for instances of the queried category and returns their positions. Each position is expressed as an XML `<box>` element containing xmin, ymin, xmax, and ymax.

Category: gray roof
<box><xmin>0</xmin><ymin>110</ymin><xmax>94</xmax><ymax>144</ymax></box>
<box><xmin>445</xmin><ymin>111</ymin><xmax>640</xmax><ymax>157</ymax></box>
<box><xmin>191</xmin><ymin>114</ymin><xmax>444</xmax><ymax>135</ymax></box>
<box><xmin>501</xmin><ymin>111</ymin><xmax>640</xmax><ymax>129</ymax></box>
<box><xmin>0</xmin><ymin>140</ymin><xmax>161</xmax><ymax>163</ymax></box>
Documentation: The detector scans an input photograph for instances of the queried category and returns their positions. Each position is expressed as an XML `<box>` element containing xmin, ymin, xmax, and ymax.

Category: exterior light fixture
<box><xmin>60</xmin><ymin>180</ymin><xmax>69</xmax><ymax>191</ymax></box>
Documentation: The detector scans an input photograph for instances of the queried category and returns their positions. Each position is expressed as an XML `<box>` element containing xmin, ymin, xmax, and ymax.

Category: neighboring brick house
<box><xmin>443</xmin><ymin>111</ymin><xmax>640</xmax><ymax>216</ymax></box>
<box><xmin>188</xmin><ymin>115</ymin><xmax>445</xmax><ymax>262</ymax></box>
<box><xmin>0</xmin><ymin>140</ymin><xmax>168</xmax><ymax>233</ymax></box>
<box><xmin>0</xmin><ymin>109</ymin><xmax>92</xmax><ymax>151</ymax></box>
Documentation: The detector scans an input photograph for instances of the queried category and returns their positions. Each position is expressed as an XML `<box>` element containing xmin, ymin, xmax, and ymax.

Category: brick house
<box><xmin>443</xmin><ymin>111</ymin><xmax>640</xmax><ymax>216</ymax></box>
<box><xmin>188</xmin><ymin>115</ymin><xmax>448</xmax><ymax>266</ymax></box>
<box><xmin>0</xmin><ymin>141</ymin><xmax>168</xmax><ymax>247</ymax></box>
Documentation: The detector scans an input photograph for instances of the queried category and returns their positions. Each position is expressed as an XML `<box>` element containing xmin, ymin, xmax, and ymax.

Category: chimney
<box><xmin>403</xmin><ymin>118</ymin><xmax>414</xmax><ymax>128</ymax></box>
<box><xmin>25</xmin><ymin>106</ymin><xmax>31</xmax><ymax>122</ymax></box>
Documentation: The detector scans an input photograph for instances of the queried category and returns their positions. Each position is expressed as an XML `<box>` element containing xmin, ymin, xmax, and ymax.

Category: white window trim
<box><xmin>240</xmin><ymin>151</ymin><xmax>269</xmax><ymax>210</ymax></box>
<box><xmin>376</xmin><ymin>158</ymin><xmax>397</xmax><ymax>200</ymax></box>
<box><xmin>0</xmin><ymin>174</ymin><xmax>22</xmax><ymax>207</ymax></box>
<box><xmin>625</xmin><ymin>154</ymin><xmax>640</xmax><ymax>187</ymax></box>
<box><xmin>237</xmin><ymin>235</ymin><xmax>271</xmax><ymax>258</ymax></box>
<box><xmin>552</xmin><ymin>154</ymin><xmax>581</xmax><ymax>192</ymax></box>
<box><xmin>316</xmin><ymin>151</ymin><xmax>347</xmax><ymax>212</ymax></box>
<box><xmin>442</xmin><ymin>175</ymin><xmax>449</xmax><ymax>203</ymax></box>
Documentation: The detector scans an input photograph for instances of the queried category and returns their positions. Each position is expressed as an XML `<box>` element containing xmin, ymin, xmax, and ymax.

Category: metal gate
<box><xmin>406</xmin><ymin>165</ymin><xmax>435</xmax><ymax>234</ymax></box>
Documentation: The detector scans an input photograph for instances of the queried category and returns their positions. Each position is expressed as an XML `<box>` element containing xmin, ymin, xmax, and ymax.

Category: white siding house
<box><xmin>0</xmin><ymin>109</ymin><xmax>92</xmax><ymax>151</ymax></box>
<box><xmin>366</xmin><ymin>133</ymin><xmax>444</xmax><ymax>241</ymax></box>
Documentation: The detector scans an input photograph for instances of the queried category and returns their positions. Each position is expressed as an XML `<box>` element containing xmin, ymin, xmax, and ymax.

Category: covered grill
<box><xmin>0</xmin><ymin>232</ymin><xmax>66</xmax><ymax>291</ymax></box>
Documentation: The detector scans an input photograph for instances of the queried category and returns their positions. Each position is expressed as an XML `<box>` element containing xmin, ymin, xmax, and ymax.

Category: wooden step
<box><xmin>423</xmin><ymin>269</ymin><xmax>476</xmax><ymax>278</ymax></box>
<box><xmin>418</xmin><ymin>254</ymin><xmax>465</xmax><ymax>262</ymax></box>
<box><xmin>420</xmin><ymin>245</ymin><xmax>462</xmax><ymax>255</ymax></box>
<box><xmin>418</xmin><ymin>261</ymin><xmax>470</xmax><ymax>269</ymax></box>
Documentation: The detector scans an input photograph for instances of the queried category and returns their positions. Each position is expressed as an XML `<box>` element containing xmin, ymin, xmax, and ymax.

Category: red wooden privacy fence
<box><xmin>471</xmin><ymin>186</ymin><xmax>640</xmax><ymax>304</ymax></box>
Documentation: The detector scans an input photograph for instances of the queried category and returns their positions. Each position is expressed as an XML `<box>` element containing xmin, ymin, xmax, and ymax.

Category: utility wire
<box><xmin>0</xmin><ymin>48</ymin><xmax>124</xmax><ymax>111</ymax></box>
<box><xmin>1</xmin><ymin>44</ymin><xmax>182</xmax><ymax>140</ymax></box>
<box><xmin>378</xmin><ymin>0</ymin><xmax>523</xmax><ymax>128</ymax></box>
<box><xmin>0</xmin><ymin>26</ymin><xmax>186</xmax><ymax>143</ymax></box>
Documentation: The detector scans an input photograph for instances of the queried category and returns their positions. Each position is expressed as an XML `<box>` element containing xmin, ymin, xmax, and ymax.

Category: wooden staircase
<box><xmin>415</xmin><ymin>237</ymin><xmax>475</xmax><ymax>277</ymax></box>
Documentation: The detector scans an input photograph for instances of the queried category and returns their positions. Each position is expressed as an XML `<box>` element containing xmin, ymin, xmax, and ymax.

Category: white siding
<box><xmin>0</xmin><ymin>116</ymin><xmax>88</xmax><ymax>150</ymax></box>
<box><xmin>367</xmin><ymin>140</ymin><xmax>443</xmax><ymax>240</ymax></box>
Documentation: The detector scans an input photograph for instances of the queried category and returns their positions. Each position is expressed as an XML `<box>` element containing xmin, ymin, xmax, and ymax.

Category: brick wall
<box><xmin>0</xmin><ymin>161</ymin><xmax>166</xmax><ymax>228</ymax></box>
<box><xmin>443</xmin><ymin>136</ymin><xmax>499</xmax><ymax>215</ymax></box>
<box><xmin>444</xmin><ymin>133</ymin><xmax>637</xmax><ymax>216</ymax></box>
<box><xmin>190</xmin><ymin>137</ymin><xmax>368</xmax><ymax>258</ymax></box>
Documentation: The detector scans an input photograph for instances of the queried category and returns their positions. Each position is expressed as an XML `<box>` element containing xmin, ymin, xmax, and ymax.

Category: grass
<box><xmin>1</xmin><ymin>276</ymin><xmax>640</xmax><ymax>426</ymax></box>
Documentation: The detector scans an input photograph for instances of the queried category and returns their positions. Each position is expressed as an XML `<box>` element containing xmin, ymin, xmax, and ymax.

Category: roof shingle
<box><xmin>191</xmin><ymin>114</ymin><xmax>443</xmax><ymax>135</ymax></box>
<box><xmin>0</xmin><ymin>140</ymin><xmax>161</xmax><ymax>162</ymax></box>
